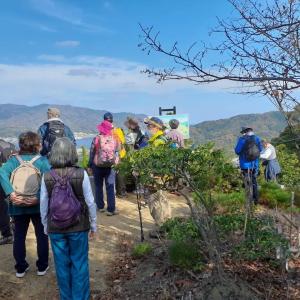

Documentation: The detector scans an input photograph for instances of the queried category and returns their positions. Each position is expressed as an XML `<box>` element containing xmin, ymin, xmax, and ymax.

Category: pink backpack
<box><xmin>93</xmin><ymin>135</ymin><xmax>119</xmax><ymax>167</ymax></box>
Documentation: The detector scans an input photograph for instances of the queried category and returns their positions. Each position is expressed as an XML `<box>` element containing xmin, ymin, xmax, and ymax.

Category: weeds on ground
<box><xmin>162</xmin><ymin>215</ymin><xmax>289</xmax><ymax>267</ymax></box>
<box><xmin>216</xmin><ymin>214</ymin><xmax>289</xmax><ymax>263</ymax></box>
<box><xmin>259</xmin><ymin>182</ymin><xmax>292</xmax><ymax>209</ymax></box>
<box><xmin>161</xmin><ymin>218</ymin><xmax>204</xmax><ymax>270</ymax></box>
<box><xmin>214</xmin><ymin>192</ymin><xmax>244</xmax><ymax>213</ymax></box>
<box><xmin>132</xmin><ymin>242</ymin><xmax>153</xmax><ymax>258</ymax></box>
<box><xmin>168</xmin><ymin>240</ymin><xmax>204</xmax><ymax>271</ymax></box>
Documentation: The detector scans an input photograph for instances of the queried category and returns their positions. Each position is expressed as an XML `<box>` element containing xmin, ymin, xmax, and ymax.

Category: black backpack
<box><xmin>0</xmin><ymin>139</ymin><xmax>16</xmax><ymax>166</ymax></box>
<box><xmin>243</xmin><ymin>136</ymin><xmax>260</xmax><ymax>161</ymax></box>
<box><xmin>43</xmin><ymin>121</ymin><xmax>65</xmax><ymax>155</ymax></box>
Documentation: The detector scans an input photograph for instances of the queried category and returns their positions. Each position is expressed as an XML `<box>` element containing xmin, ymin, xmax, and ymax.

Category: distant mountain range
<box><xmin>0</xmin><ymin>104</ymin><xmax>286</xmax><ymax>153</ymax></box>
<box><xmin>190</xmin><ymin>111</ymin><xmax>286</xmax><ymax>154</ymax></box>
<box><xmin>0</xmin><ymin>104</ymin><xmax>146</xmax><ymax>137</ymax></box>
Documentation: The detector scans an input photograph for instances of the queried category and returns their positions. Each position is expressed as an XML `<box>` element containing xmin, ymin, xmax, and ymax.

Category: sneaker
<box><xmin>106</xmin><ymin>210</ymin><xmax>119</xmax><ymax>216</ymax></box>
<box><xmin>16</xmin><ymin>266</ymin><xmax>30</xmax><ymax>278</ymax></box>
<box><xmin>98</xmin><ymin>208</ymin><xmax>106</xmax><ymax>213</ymax></box>
<box><xmin>37</xmin><ymin>266</ymin><xmax>49</xmax><ymax>276</ymax></box>
<box><xmin>0</xmin><ymin>235</ymin><xmax>13</xmax><ymax>245</ymax></box>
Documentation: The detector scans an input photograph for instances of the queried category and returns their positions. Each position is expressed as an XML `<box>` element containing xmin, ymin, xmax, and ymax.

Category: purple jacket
<box><xmin>166</xmin><ymin>129</ymin><xmax>185</xmax><ymax>148</ymax></box>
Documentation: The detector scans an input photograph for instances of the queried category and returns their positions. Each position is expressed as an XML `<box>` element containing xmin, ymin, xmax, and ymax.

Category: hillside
<box><xmin>190</xmin><ymin>111</ymin><xmax>286</xmax><ymax>154</ymax></box>
<box><xmin>0</xmin><ymin>104</ymin><xmax>146</xmax><ymax>137</ymax></box>
<box><xmin>0</xmin><ymin>104</ymin><xmax>286</xmax><ymax>153</ymax></box>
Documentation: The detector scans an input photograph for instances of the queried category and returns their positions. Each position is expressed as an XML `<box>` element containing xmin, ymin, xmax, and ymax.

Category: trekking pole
<box><xmin>243</xmin><ymin>169</ymin><xmax>252</xmax><ymax>238</ymax></box>
<box><xmin>134</xmin><ymin>176</ymin><xmax>145</xmax><ymax>242</ymax></box>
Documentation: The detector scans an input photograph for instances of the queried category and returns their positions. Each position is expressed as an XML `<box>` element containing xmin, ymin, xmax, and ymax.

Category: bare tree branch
<box><xmin>139</xmin><ymin>0</ymin><xmax>300</xmax><ymax>147</ymax></box>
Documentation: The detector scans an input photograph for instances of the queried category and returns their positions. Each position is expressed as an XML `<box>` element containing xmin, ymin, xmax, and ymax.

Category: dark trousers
<box><xmin>92</xmin><ymin>166</ymin><xmax>116</xmax><ymax>213</ymax></box>
<box><xmin>116</xmin><ymin>171</ymin><xmax>126</xmax><ymax>196</ymax></box>
<box><xmin>242</xmin><ymin>169</ymin><xmax>259</xmax><ymax>203</ymax></box>
<box><xmin>13</xmin><ymin>214</ymin><xmax>49</xmax><ymax>273</ymax></box>
<box><xmin>0</xmin><ymin>198</ymin><xmax>11</xmax><ymax>238</ymax></box>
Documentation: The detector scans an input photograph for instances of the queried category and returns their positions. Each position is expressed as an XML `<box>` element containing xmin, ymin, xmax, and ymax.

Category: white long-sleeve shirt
<box><xmin>40</xmin><ymin>171</ymin><xmax>97</xmax><ymax>235</ymax></box>
<box><xmin>260</xmin><ymin>144</ymin><xmax>277</xmax><ymax>160</ymax></box>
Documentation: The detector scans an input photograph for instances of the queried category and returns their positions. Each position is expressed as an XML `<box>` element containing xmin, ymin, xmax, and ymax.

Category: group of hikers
<box><xmin>0</xmin><ymin>107</ymin><xmax>185</xmax><ymax>300</ymax></box>
<box><xmin>0</xmin><ymin>106</ymin><xmax>281</xmax><ymax>300</ymax></box>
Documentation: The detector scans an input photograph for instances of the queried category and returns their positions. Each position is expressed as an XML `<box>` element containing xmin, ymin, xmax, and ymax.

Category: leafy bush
<box><xmin>162</xmin><ymin>217</ymin><xmax>200</xmax><ymax>241</ymax></box>
<box><xmin>259</xmin><ymin>182</ymin><xmax>292</xmax><ymax>209</ymax></box>
<box><xmin>276</xmin><ymin>144</ymin><xmax>300</xmax><ymax>188</ymax></box>
<box><xmin>118</xmin><ymin>143</ymin><xmax>243</xmax><ymax>195</ymax></box>
<box><xmin>132</xmin><ymin>242</ymin><xmax>153</xmax><ymax>258</ymax></box>
<box><xmin>215</xmin><ymin>214</ymin><xmax>289</xmax><ymax>262</ymax></box>
<box><xmin>214</xmin><ymin>214</ymin><xmax>245</xmax><ymax>236</ymax></box>
<box><xmin>79</xmin><ymin>146</ymin><xmax>89</xmax><ymax>169</ymax></box>
<box><xmin>168</xmin><ymin>240</ymin><xmax>203</xmax><ymax>270</ymax></box>
<box><xmin>233</xmin><ymin>229</ymin><xmax>289</xmax><ymax>262</ymax></box>
<box><xmin>214</xmin><ymin>192</ymin><xmax>245</xmax><ymax>214</ymax></box>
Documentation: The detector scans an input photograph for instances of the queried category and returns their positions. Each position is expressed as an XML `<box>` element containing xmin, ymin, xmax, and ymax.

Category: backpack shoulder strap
<box><xmin>29</xmin><ymin>155</ymin><xmax>41</xmax><ymax>165</ymax></box>
<box><xmin>15</xmin><ymin>155</ymin><xmax>24</xmax><ymax>165</ymax></box>
<box><xmin>95</xmin><ymin>134</ymin><xmax>102</xmax><ymax>151</ymax></box>
<box><xmin>66</xmin><ymin>168</ymin><xmax>77</xmax><ymax>180</ymax></box>
<box><xmin>49</xmin><ymin>169</ymin><xmax>62</xmax><ymax>182</ymax></box>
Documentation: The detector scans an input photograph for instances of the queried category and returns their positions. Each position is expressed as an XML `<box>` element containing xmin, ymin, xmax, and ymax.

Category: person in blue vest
<box><xmin>235</xmin><ymin>127</ymin><xmax>263</xmax><ymax>204</ymax></box>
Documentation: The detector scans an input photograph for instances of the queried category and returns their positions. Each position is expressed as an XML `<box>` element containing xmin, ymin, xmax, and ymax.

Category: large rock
<box><xmin>148</xmin><ymin>190</ymin><xmax>171</xmax><ymax>225</ymax></box>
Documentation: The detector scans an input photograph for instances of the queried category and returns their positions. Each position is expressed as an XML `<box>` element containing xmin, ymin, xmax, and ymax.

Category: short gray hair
<box><xmin>49</xmin><ymin>138</ymin><xmax>78</xmax><ymax>168</ymax></box>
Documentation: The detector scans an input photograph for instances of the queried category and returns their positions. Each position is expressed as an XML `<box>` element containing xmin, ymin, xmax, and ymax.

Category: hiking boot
<box><xmin>0</xmin><ymin>235</ymin><xmax>13</xmax><ymax>245</ymax></box>
<box><xmin>106</xmin><ymin>210</ymin><xmax>119</xmax><ymax>216</ymax></box>
<box><xmin>37</xmin><ymin>266</ymin><xmax>49</xmax><ymax>276</ymax></box>
<box><xmin>16</xmin><ymin>266</ymin><xmax>30</xmax><ymax>278</ymax></box>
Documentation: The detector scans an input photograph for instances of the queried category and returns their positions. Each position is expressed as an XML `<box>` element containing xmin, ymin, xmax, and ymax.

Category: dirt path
<box><xmin>0</xmin><ymin>194</ymin><xmax>189</xmax><ymax>300</ymax></box>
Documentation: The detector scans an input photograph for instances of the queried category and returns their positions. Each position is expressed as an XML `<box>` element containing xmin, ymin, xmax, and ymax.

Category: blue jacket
<box><xmin>38</xmin><ymin>119</ymin><xmax>76</xmax><ymax>156</ymax></box>
<box><xmin>235</xmin><ymin>135</ymin><xmax>263</xmax><ymax>170</ymax></box>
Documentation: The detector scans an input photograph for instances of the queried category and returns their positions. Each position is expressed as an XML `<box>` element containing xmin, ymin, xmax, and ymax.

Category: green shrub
<box><xmin>214</xmin><ymin>192</ymin><xmax>244</xmax><ymax>213</ymax></box>
<box><xmin>276</xmin><ymin>144</ymin><xmax>300</xmax><ymax>188</ymax></box>
<box><xmin>260</xmin><ymin>182</ymin><xmax>292</xmax><ymax>208</ymax></box>
<box><xmin>132</xmin><ymin>242</ymin><xmax>153</xmax><ymax>258</ymax></box>
<box><xmin>214</xmin><ymin>214</ymin><xmax>245</xmax><ymax>236</ymax></box>
<box><xmin>168</xmin><ymin>240</ymin><xmax>203</xmax><ymax>270</ymax></box>
<box><xmin>233</xmin><ymin>229</ymin><xmax>289</xmax><ymax>262</ymax></box>
<box><xmin>163</xmin><ymin>215</ymin><xmax>289</xmax><ymax>265</ymax></box>
<box><xmin>161</xmin><ymin>217</ymin><xmax>200</xmax><ymax>241</ymax></box>
<box><xmin>214</xmin><ymin>214</ymin><xmax>289</xmax><ymax>262</ymax></box>
<box><xmin>79</xmin><ymin>146</ymin><xmax>89</xmax><ymax>169</ymax></box>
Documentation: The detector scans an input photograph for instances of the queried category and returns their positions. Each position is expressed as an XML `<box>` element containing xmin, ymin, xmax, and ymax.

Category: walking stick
<box><xmin>134</xmin><ymin>176</ymin><xmax>145</xmax><ymax>242</ymax></box>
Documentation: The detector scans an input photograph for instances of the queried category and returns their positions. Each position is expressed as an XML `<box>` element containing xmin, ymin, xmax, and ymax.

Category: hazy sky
<box><xmin>0</xmin><ymin>0</ymin><xmax>275</xmax><ymax>123</ymax></box>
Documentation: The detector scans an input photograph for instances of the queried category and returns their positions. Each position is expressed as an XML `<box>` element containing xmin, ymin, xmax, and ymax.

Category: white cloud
<box><xmin>0</xmin><ymin>57</ymin><xmax>277</xmax><ymax>124</ymax></box>
<box><xmin>5</xmin><ymin>17</ymin><xmax>57</xmax><ymax>33</ymax></box>
<box><xmin>37</xmin><ymin>55</ymin><xmax>66</xmax><ymax>63</ymax></box>
<box><xmin>67</xmin><ymin>68</ymin><xmax>98</xmax><ymax>77</ymax></box>
<box><xmin>0</xmin><ymin>55</ymin><xmax>252</xmax><ymax>113</ymax></box>
<box><xmin>29</xmin><ymin>0</ymin><xmax>109</xmax><ymax>33</ymax></box>
<box><xmin>55</xmin><ymin>40</ymin><xmax>80</xmax><ymax>48</ymax></box>
<box><xmin>0</xmin><ymin>58</ymin><xmax>187</xmax><ymax>106</ymax></box>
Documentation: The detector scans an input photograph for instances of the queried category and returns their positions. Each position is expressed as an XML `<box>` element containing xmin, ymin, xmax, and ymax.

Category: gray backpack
<box><xmin>10</xmin><ymin>155</ymin><xmax>41</xmax><ymax>206</ymax></box>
